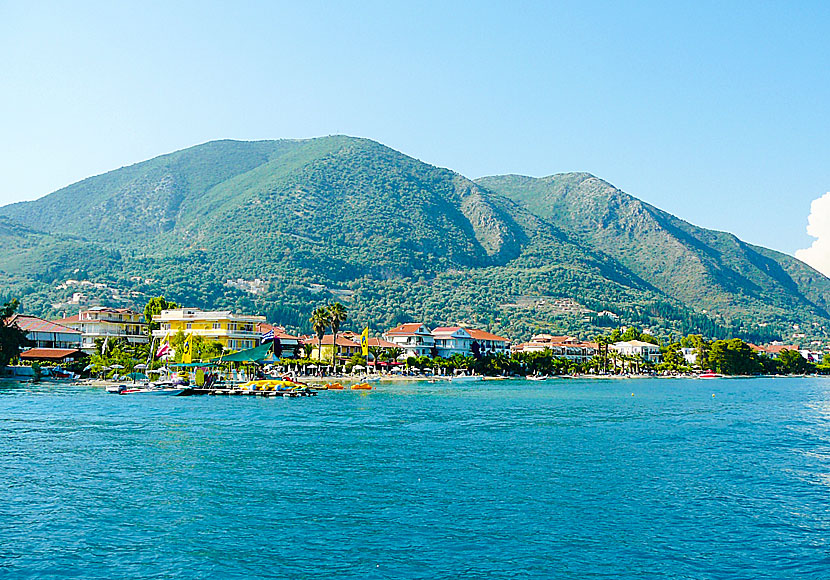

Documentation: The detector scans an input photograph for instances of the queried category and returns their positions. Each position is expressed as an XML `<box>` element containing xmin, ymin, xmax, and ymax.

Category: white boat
<box><xmin>106</xmin><ymin>384</ymin><xmax>186</xmax><ymax>395</ymax></box>
<box><xmin>526</xmin><ymin>375</ymin><xmax>548</xmax><ymax>381</ymax></box>
<box><xmin>451</xmin><ymin>375</ymin><xmax>483</xmax><ymax>382</ymax></box>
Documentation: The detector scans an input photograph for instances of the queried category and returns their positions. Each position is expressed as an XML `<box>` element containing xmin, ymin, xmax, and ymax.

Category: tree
<box><xmin>0</xmin><ymin>299</ymin><xmax>31</xmax><ymax>369</ymax></box>
<box><xmin>144</xmin><ymin>296</ymin><xmax>179</xmax><ymax>335</ymax></box>
<box><xmin>302</xmin><ymin>343</ymin><xmax>314</xmax><ymax>359</ymax></box>
<box><xmin>327</xmin><ymin>302</ymin><xmax>348</xmax><ymax>367</ymax></box>
<box><xmin>778</xmin><ymin>349</ymin><xmax>812</xmax><ymax>375</ymax></box>
<box><xmin>708</xmin><ymin>338</ymin><xmax>760</xmax><ymax>375</ymax></box>
<box><xmin>310</xmin><ymin>307</ymin><xmax>329</xmax><ymax>361</ymax></box>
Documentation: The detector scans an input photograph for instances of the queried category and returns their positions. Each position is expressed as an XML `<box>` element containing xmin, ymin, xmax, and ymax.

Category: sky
<box><xmin>2</xmin><ymin>1</ymin><xmax>830</xmax><ymax>266</ymax></box>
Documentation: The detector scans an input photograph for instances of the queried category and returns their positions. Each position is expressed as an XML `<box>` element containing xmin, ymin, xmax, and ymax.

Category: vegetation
<box><xmin>327</xmin><ymin>302</ymin><xmax>348</xmax><ymax>366</ymax></box>
<box><xmin>143</xmin><ymin>296</ymin><xmax>179</xmax><ymax>334</ymax></box>
<box><xmin>1</xmin><ymin>137</ymin><xmax>829</xmax><ymax>345</ymax></box>
<box><xmin>0</xmin><ymin>299</ymin><xmax>31</xmax><ymax>368</ymax></box>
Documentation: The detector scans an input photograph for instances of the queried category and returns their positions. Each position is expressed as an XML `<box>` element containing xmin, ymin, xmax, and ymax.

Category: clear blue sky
<box><xmin>2</xmin><ymin>0</ymin><xmax>829</xmax><ymax>255</ymax></box>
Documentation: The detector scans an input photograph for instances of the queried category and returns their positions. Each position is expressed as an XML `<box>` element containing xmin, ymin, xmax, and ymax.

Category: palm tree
<box><xmin>310</xmin><ymin>307</ymin><xmax>329</xmax><ymax>361</ymax></box>
<box><xmin>368</xmin><ymin>345</ymin><xmax>383</xmax><ymax>372</ymax></box>
<box><xmin>327</xmin><ymin>302</ymin><xmax>348</xmax><ymax>367</ymax></box>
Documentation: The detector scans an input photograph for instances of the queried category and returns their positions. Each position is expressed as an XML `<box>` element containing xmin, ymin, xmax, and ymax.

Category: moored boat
<box><xmin>106</xmin><ymin>384</ymin><xmax>186</xmax><ymax>395</ymax></box>
<box><xmin>698</xmin><ymin>370</ymin><xmax>723</xmax><ymax>379</ymax></box>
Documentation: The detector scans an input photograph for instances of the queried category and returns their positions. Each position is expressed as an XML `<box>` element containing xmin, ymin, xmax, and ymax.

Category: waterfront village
<box><xmin>1</xmin><ymin>296</ymin><xmax>827</xmax><ymax>384</ymax></box>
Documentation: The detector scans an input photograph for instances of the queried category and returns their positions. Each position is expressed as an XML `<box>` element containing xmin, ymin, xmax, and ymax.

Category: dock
<box><xmin>186</xmin><ymin>388</ymin><xmax>317</xmax><ymax>398</ymax></box>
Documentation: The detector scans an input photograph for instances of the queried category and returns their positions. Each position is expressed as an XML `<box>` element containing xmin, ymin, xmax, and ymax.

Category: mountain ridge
<box><xmin>0</xmin><ymin>136</ymin><xmax>825</xmax><ymax>342</ymax></box>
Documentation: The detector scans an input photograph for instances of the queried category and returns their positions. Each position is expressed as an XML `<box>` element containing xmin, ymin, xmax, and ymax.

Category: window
<box><xmin>213</xmin><ymin>323</ymin><xmax>220</xmax><ymax>330</ymax></box>
<box><xmin>186</xmin><ymin>323</ymin><xmax>192</xmax><ymax>330</ymax></box>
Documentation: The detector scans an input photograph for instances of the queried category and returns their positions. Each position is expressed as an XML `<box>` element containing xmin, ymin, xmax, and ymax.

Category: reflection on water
<box><xmin>2</xmin><ymin>377</ymin><xmax>830</xmax><ymax>579</ymax></box>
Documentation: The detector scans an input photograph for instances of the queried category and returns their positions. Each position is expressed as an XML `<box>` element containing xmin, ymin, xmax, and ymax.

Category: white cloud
<box><xmin>795</xmin><ymin>192</ymin><xmax>830</xmax><ymax>277</ymax></box>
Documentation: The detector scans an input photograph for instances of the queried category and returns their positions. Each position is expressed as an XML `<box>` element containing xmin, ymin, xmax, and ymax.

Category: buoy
<box><xmin>631</xmin><ymin>393</ymin><xmax>634</xmax><ymax>397</ymax></box>
<box><xmin>712</xmin><ymin>393</ymin><xmax>716</xmax><ymax>397</ymax></box>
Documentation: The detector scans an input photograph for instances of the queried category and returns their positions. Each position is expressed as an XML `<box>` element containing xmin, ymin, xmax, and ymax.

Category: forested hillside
<box><xmin>0</xmin><ymin>137</ymin><xmax>825</xmax><ymax>342</ymax></box>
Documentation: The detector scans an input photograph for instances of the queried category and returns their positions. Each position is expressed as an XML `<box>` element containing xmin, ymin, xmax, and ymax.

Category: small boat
<box><xmin>451</xmin><ymin>375</ymin><xmax>483</xmax><ymax>382</ymax></box>
<box><xmin>106</xmin><ymin>384</ymin><xmax>186</xmax><ymax>396</ymax></box>
<box><xmin>698</xmin><ymin>370</ymin><xmax>723</xmax><ymax>379</ymax></box>
<box><xmin>351</xmin><ymin>382</ymin><xmax>372</xmax><ymax>390</ymax></box>
<box><xmin>526</xmin><ymin>375</ymin><xmax>548</xmax><ymax>381</ymax></box>
<box><xmin>324</xmin><ymin>382</ymin><xmax>344</xmax><ymax>390</ymax></box>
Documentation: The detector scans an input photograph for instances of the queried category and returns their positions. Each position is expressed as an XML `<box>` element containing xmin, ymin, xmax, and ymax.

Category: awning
<box><xmin>20</xmin><ymin>348</ymin><xmax>85</xmax><ymax>362</ymax></box>
<box><xmin>214</xmin><ymin>342</ymin><xmax>274</xmax><ymax>363</ymax></box>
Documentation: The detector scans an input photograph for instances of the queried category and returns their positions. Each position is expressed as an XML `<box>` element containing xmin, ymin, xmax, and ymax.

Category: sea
<box><xmin>2</xmin><ymin>377</ymin><xmax>829</xmax><ymax>579</ymax></box>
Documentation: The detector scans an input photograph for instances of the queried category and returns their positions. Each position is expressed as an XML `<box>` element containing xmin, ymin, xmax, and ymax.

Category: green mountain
<box><xmin>0</xmin><ymin>137</ymin><xmax>825</xmax><ymax>342</ymax></box>
<box><xmin>477</xmin><ymin>173</ymin><xmax>830</xmax><ymax>330</ymax></box>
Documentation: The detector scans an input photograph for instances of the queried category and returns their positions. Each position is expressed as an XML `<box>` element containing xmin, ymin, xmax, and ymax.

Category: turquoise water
<box><xmin>2</xmin><ymin>377</ymin><xmax>830</xmax><ymax>579</ymax></box>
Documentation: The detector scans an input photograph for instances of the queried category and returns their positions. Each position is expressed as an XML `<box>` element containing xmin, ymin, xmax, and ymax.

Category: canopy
<box><xmin>169</xmin><ymin>362</ymin><xmax>220</xmax><ymax>368</ymax></box>
<box><xmin>214</xmin><ymin>342</ymin><xmax>274</xmax><ymax>363</ymax></box>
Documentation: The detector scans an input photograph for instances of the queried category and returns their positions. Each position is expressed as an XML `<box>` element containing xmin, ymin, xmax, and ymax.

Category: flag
<box><xmin>156</xmin><ymin>333</ymin><xmax>171</xmax><ymax>358</ymax></box>
<box><xmin>101</xmin><ymin>336</ymin><xmax>108</xmax><ymax>356</ymax></box>
<box><xmin>261</xmin><ymin>329</ymin><xmax>275</xmax><ymax>344</ymax></box>
<box><xmin>182</xmin><ymin>333</ymin><xmax>193</xmax><ymax>364</ymax></box>
<box><xmin>360</xmin><ymin>327</ymin><xmax>369</xmax><ymax>356</ymax></box>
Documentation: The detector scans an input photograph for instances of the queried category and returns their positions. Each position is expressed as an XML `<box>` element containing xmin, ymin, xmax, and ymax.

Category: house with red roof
<box><xmin>383</xmin><ymin>323</ymin><xmax>435</xmax><ymax>358</ymax></box>
<box><xmin>7</xmin><ymin>314</ymin><xmax>85</xmax><ymax>362</ymax></box>
<box><xmin>256</xmin><ymin>322</ymin><xmax>302</xmax><ymax>358</ymax></box>
<box><xmin>54</xmin><ymin>306</ymin><xmax>147</xmax><ymax>353</ymax></box>
<box><xmin>432</xmin><ymin>326</ymin><xmax>511</xmax><ymax>358</ymax></box>
<box><xmin>305</xmin><ymin>334</ymin><xmax>361</xmax><ymax>362</ymax></box>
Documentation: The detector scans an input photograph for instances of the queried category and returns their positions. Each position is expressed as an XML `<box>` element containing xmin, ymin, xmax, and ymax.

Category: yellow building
<box><xmin>152</xmin><ymin>308</ymin><xmax>266</xmax><ymax>352</ymax></box>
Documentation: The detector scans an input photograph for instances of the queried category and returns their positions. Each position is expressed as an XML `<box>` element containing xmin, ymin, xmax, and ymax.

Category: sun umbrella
<box><xmin>82</xmin><ymin>364</ymin><xmax>94</xmax><ymax>371</ymax></box>
<box><xmin>134</xmin><ymin>363</ymin><xmax>147</xmax><ymax>369</ymax></box>
<box><xmin>110</xmin><ymin>364</ymin><xmax>125</xmax><ymax>369</ymax></box>
<box><xmin>353</xmin><ymin>365</ymin><xmax>366</xmax><ymax>371</ymax></box>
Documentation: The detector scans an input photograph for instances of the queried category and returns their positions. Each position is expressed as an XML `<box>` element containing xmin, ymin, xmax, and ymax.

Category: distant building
<box><xmin>6</xmin><ymin>315</ymin><xmax>84</xmax><ymax>363</ymax></box>
<box><xmin>749</xmin><ymin>343</ymin><xmax>800</xmax><ymax>359</ymax></box>
<box><xmin>610</xmin><ymin>340</ymin><xmax>662</xmax><ymax>362</ymax></box>
<box><xmin>55</xmin><ymin>307</ymin><xmax>148</xmax><ymax>354</ymax></box>
<box><xmin>432</xmin><ymin>327</ymin><xmax>474</xmax><ymax>357</ymax></box>
<box><xmin>256</xmin><ymin>323</ymin><xmax>302</xmax><ymax>358</ymax></box>
<box><xmin>383</xmin><ymin>323</ymin><xmax>435</xmax><ymax>358</ymax></box>
<box><xmin>152</xmin><ymin>308</ymin><xmax>265</xmax><ymax>352</ymax></box>
<box><xmin>305</xmin><ymin>334</ymin><xmax>361</xmax><ymax>362</ymax></box>
<box><xmin>512</xmin><ymin>335</ymin><xmax>596</xmax><ymax>362</ymax></box>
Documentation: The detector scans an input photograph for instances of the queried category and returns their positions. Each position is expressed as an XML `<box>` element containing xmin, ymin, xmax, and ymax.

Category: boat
<box><xmin>239</xmin><ymin>379</ymin><xmax>304</xmax><ymax>391</ymax></box>
<box><xmin>526</xmin><ymin>375</ymin><xmax>548</xmax><ymax>381</ymax></box>
<box><xmin>323</xmin><ymin>382</ymin><xmax>344</xmax><ymax>390</ymax></box>
<box><xmin>698</xmin><ymin>370</ymin><xmax>723</xmax><ymax>379</ymax></box>
<box><xmin>451</xmin><ymin>375</ymin><xmax>483</xmax><ymax>382</ymax></box>
<box><xmin>106</xmin><ymin>384</ymin><xmax>186</xmax><ymax>395</ymax></box>
<box><xmin>351</xmin><ymin>382</ymin><xmax>372</xmax><ymax>390</ymax></box>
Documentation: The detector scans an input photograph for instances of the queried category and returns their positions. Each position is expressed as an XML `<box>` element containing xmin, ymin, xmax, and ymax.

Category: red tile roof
<box><xmin>385</xmin><ymin>323</ymin><xmax>429</xmax><ymax>335</ymax></box>
<box><xmin>368</xmin><ymin>337</ymin><xmax>398</xmax><ymax>348</ymax></box>
<box><xmin>20</xmin><ymin>348</ymin><xmax>84</xmax><ymax>361</ymax></box>
<box><xmin>432</xmin><ymin>326</ymin><xmax>464</xmax><ymax>334</ymax></box>
<box><xmin>316</xmin><ymin>335</ymin><xmax>360</xmax><ymax>347</ymax></box>
<box><xmin>467</xmin><ymin>328</ymin><xmax>509</xmax><ymax>342</ymax></box>
<box><xmin>53</xmin><ymin>314</ymin><xmax>81</xmax><ymax>325</ymax></box>
<box><xmin>9</xmin><ymin>315</ymin><xmax>81</xmax><ymax>335</ymax></box>
<box><xmin>257</xmin><ymin>322</ymin><xmax>301</xmax><ymax>341</ymax></box>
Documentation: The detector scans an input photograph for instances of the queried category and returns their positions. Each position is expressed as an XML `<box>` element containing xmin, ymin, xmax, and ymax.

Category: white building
<box><xmin>56</xmin><ymin>307</ymin><xmax>148</xmax><ymax>353</ymax></box>
<box><xmin>383</xmin><ymin>323</ymin><xmax>435</xmax><ymax>358</ymax></box>
<box><xmin>432</xmin><ymin>327</ymin><xmax>474</xmax><ymax>357</ymax></box>
<box><xmin>611</xmin><ymin>340</ymin><xmax>662</xmax><ymax>362</ymax></box>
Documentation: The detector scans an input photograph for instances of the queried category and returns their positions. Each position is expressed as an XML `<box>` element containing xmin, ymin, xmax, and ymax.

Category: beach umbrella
<box><xmin>82</xmin><ymin>364</ymin><xmax>94</xmax><ymax>371</ymax></box>
<box><xmin>110</xmin><ymin>364</ymin><xmax>125</xmax><ymax>369</ymax></box>
<box><xmin>134</xmin><ymin>363</ymin><xmax>147</xmax><ymax>370</ymax></box>
<box><xmin>353</xmin><ymin>365</ymin><xmax>366</xmax><ymax>371</ymax></box>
